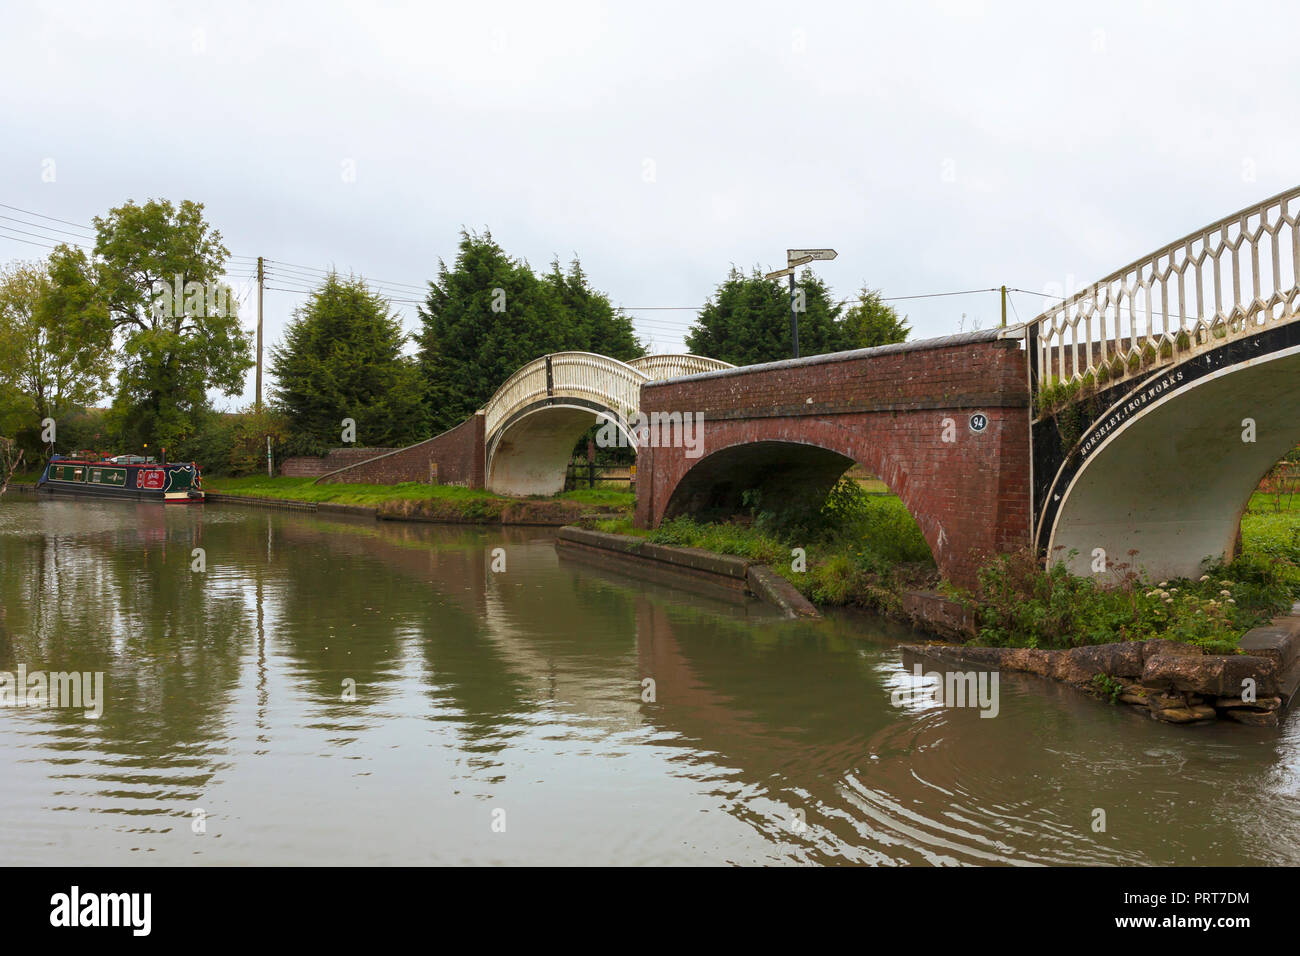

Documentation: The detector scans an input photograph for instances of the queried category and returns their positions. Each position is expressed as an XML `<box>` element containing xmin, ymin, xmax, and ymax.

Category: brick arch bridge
<box><xmin>634</xmin><ymin>331</ymin><xmax>1032</xmax><ymax>587</ymax></box>
<box><xmin>319</xmin><ymin>186</ymin><xmax>1300</xmax><ymax>590</ymax></box>
<box><xmin>639</xmin><ymin>187</ymin><xmax>1300</xmax><ymax>587</ymax></box>
<box><xmin>316</xmin><ymin>351</ymin><xmax>732</xmax><ymax>494</ymax></box>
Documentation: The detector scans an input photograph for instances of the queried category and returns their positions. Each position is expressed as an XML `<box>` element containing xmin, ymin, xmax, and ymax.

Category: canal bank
<box><xmin>903</xmin><ymin>624</ymin><xmax>1300</xmax><ymax>726</ymax></box>
<box><xmin>554</xmin><ymin>522</ymin><xmax>1300</xmax><ymax>728</ymax></box>
<box><xmin>203</xmin><ymin>489</ymin><xmax>625</xmax><ymax>526</ymax></box>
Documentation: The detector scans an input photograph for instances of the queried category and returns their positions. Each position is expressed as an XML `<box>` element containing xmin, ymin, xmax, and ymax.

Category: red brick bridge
<box><xmin>633</xmin><ymin>331</ymin><xmax>1030</xmax><ymax>587</ymax></box>
<box><xmin>319</xmin><ymin>186</ymin><xmax>1300</xmax><ymax>589</ymax></box>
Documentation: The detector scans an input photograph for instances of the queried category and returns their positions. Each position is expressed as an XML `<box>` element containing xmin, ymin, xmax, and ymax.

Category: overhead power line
<box><xmin>0</xmin><ymin>229</ymin><xmax>62</xmax><ymax>251</ymax></box>
<box><xmin>0</xmin><ymin>202</ymin><xmax>97</xmax><ymax>233</ymax></box>
<box><xmin>0</xmin><ymin>200</ymin><xmax>1063</xmax><ymax>325</ymax></box>
<box><xmin>0</xmin><ymin>223</ymin><xmax>93</xmax><ymax>249</ymax></box>
<box><xmin>0</xmin><ymin>213</ymin><xmax>97</xmax><ymax>241</ymax></box>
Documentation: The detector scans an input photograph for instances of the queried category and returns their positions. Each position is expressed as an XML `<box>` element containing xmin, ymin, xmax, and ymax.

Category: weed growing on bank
<box><xmin>969</xmin><ymin>549</ymin><xmax>1299</xmax><ymax>652</ymax></box>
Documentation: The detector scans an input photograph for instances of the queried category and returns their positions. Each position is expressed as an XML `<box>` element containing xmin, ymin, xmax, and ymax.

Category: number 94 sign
<box><xmin>968</xmin><ymin>413</ymin><xmax>988</xmax><ymax>433</ymax></box>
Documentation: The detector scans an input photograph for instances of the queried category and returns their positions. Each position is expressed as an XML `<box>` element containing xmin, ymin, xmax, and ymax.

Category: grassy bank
<box><xmin>591</xmin><ymin>481</ymin><xmax>938</xmax><ymax>613</ymax></box>
<box><xmin>204</xmin><ymin>475</ymin><xmax>633</xmax><ymax>509</ymax></box>
<box><xmin>588</xmin><ymin>479</ymin><xmax>1300</xmax><ymax>652</ymax></box>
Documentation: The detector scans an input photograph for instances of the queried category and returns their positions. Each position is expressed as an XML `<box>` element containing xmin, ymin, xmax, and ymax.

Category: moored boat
<box><xmin>37</xmin><ymin>454</ymin><xmax>205</xmax><ymax>503</ymax></box>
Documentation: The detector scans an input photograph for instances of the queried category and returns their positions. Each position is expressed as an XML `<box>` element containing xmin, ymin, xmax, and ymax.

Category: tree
<box><xmin>0</xmin><ymin>256</ymin><xmax>114</xmax><ymax>454</ymax></box>
<box><xmin>841</xmin><ymin>287</ymin><xmax>910</xmax><ymax>349</ymax></box>
<box><xmin>269</xmin><ymin>273</ymin><xmax>424</xmax><ymax>447</ymax></box>
<box><xmin>540</xmin><ymin>258</ymin><xmax>641</xmax><ymax>361</ymax></box>
<box><xmin>418</xmin><ymin>231</ymin><xmax>643</xmax><ymax>434</ymax></box>
<box><xmin>0</xmin><ymin>436</ymin><xmax>23</xmax><ymax>496</ymax></box>
<box><xmin>48</xmin><ymin>199</ymin><xmax>252</xmax><ymax>451</ymax></box>
<box><xmin>229</xmin><ymin>406</ymin><xmax>292</xmax><ymax>476</ymax></box>
<box><xmin>685</xmin><ymin>267</ymin><xmax>844</xmax><ymax>366</ymax></box>
<box><xmin>0</xmin><ymin>284</ymin><xmax>27</xmax><ymax>441</ymax></box>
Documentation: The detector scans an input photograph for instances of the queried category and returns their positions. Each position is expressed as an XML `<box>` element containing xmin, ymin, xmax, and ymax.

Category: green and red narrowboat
<box><xmin>37</xmin><ymin>454</ymin><xmax>205</xmax><ymax>503</ymax></box>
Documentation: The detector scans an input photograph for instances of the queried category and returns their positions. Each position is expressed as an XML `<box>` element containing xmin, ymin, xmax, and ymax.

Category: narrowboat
<box><xmin>37</xmin><ymin>454</ymin><xmax>205</xmax><ymax>503</ymax></box>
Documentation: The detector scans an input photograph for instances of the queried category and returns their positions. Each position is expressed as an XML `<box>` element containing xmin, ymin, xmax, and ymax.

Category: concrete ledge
<box><xmin>901</xmin><ymin>591</ymin><xmax>976</xmax><ymax>640</ymax></box>
<box><xmin>746</xmin><ymin>566</ymin><xmax>819</xmax><ymax>618</ymax></box>
<box><xmin>556</xmin><ymin>537</ymin><xmax>753</xmax><ymax>601</ymax></box>
<box><xmin>555</xmin><ymin>526</ymin><xmax>819</xmax><ymax>618</ymax></box>
<box><xmin>557</xmin><ymin>526</ymin><xmax>645</xmax><ymax>554</ymax></box>
<box><xmin>557</xmin><ymin>526</ymin><xmax>751</xmax><ymax>579</ymax></box>
<box><xmin>316</xmin><ymin>502</ymin><xmax>380</xmax><ymax>519</ymax></box>
<box><xmin>205</xmin><ymin>493</ymin><xmax>318</xmax><ymax>512</ymax></box>
<box><xmin>1239</xmin><ymin>610</ymin><xmax>1300</xmax><ymax>667</ymax></box>
<box><xmin>639</xmin><ymin>541</ymin><xmax>750</xmax><ymax>579</ymax></box>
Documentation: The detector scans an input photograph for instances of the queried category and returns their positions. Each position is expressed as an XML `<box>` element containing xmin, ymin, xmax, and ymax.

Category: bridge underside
<box><xmin>487</xmin><ymin>401</ymin><xmax>630</xmax><ymax>497</ymax></box>
<box><xmin>662</xmin><ymin>441</ymin><xmax>855</xmax><ymax>520</ymax></box>
<box><xmin>1048</xmin><ymin>338</ymin><xmax>1300</xmax><ymax>580</ymax></box>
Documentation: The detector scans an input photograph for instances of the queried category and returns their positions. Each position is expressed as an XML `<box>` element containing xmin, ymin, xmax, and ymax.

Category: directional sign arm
<box><xmin>787</xmin><ymin>248</ymin><xmax>837</xmax><ymax>263</ymax></box>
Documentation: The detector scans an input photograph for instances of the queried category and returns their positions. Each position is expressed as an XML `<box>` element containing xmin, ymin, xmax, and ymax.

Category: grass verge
<box><xmin>204</xmin><ymin>476</ymin><xmax>634</xmax><ymax>513</ymax></box>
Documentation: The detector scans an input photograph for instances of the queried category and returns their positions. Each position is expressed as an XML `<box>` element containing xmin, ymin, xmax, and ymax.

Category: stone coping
<box><xmin>643</xmin><ymin>329</ymin><xmax>1013</xmax><ymax>388</ymax></box>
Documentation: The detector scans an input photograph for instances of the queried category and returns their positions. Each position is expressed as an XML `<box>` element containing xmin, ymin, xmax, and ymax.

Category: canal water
<box><xmin>1</xmin><ymin>498</ymin><xmax>1298</xmax><ymax>866</ymax></box>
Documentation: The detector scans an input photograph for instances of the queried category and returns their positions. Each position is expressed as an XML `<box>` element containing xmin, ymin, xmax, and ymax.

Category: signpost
<box><xmin>764</xmin><ymin>248</ymin><xmax>837</xmax><ymax>359</ymax></box>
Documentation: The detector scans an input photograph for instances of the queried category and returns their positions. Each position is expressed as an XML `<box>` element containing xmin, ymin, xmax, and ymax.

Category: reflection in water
<box><xmin>0</xmin><ymin>498</ymin><xmax>1298</xmax><ymax>865</ymax></box>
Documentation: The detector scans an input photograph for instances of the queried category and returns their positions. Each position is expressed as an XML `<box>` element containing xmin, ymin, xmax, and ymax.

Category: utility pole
<box><xmin>789</xmin><ymin>272</ymin><xmax>798</xmax><ymax>359</ymax></box>
<box><xmin>256</xmin><ymin>256</ymin><xmax>264</xmax><ymax>411</ymax></box>
<box><xmin>1000</xmin><ymin>284</ymin><xmax>1008</xmax><ymax>328</ymax></box>
<box><xmin>764</xmin><ymin>248</ymin><xmax>837</xmax><ymax>359</ymax></box>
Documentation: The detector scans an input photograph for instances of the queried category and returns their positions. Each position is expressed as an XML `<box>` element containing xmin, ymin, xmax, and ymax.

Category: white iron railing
<box><xmin>1026</xmin><ymin>186</ymin><xmax>1300</xmax><ymax>391</ymax></box>
<box><xmin>626</xmin><ymin>354</ymin><xmax>734</xmax><ymax>380</ymax></box>
<box><xmin>482</xmin><ymin>352</ymin><xmax>732</xmax><ymax>438</ymax></box>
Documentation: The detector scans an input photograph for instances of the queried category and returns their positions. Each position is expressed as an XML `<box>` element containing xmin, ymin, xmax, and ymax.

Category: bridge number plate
<box><xmin>969</xmin><ymin>413</ymin><xmax>988</xmax><ymax>433</ymax></box>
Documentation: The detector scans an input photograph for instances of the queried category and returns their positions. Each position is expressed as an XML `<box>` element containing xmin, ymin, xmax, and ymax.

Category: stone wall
<box><xmin>903</xmin><ymin>615</ymin><xmax>1300</xmax><ymax>726</ymax></box>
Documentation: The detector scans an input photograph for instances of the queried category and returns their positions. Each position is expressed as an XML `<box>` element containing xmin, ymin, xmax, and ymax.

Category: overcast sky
<box><xmin>2</xmin><ymin>0</ymin><xmax>1297</xmax><ymax>410</ymax></box>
